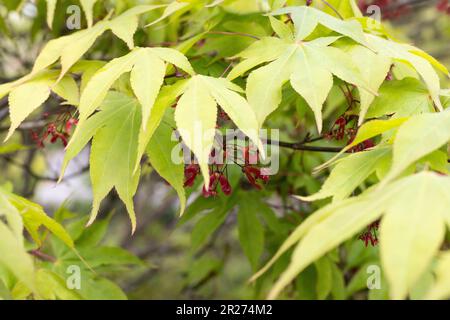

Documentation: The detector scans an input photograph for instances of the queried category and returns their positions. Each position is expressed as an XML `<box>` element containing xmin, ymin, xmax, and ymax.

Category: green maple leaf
<box><xmin>2</xmin><ymin>71</ymin><xmax>79</xmax><ymax>141</ymax></box>
<box><xmin>381</xmin><ymin>109</ymin><xmax>450</xmax><ymax>185</ymax></box>
<box><xmin>425</xmin><ymin>252</ymin><xmax>450</xmax><ymax>299</ymax></box>
<box><xmin>147</xmin><ymin>122</ymin><xmax>187</xmax><ymax>216</ymax></box>
<box><xmin>228</xmin><ymin>8</ymin><xmax>375</xmax><ymax>132</ymax></box>
<box><xmin>33</xmin><ymin>4</ymin><xmax>166</xmax><ymax>80</ymax></box>
<box><xmin>61</xmin><ymin>92</ymin><xmax>142</xmax><ymax>232</ymax></box>
<box><xmin>46</xmin><ymin>0</ymin><xmax>98</xmax><ymax>29</ymax></box>
<box><xmin>256</xmin><ymin>171</ymin><xmax>450</xmax><ymax>300</ymax></box>
<box><xmin>366</xmin><ymin>34</ymin><xmax>449</xmax><ymax>111</ymax></box>
<box><xmin>173</xmin><ymin>75</ymin><xmax>262</xmax><ymax>187</ymax></box>
<box><xmin>0</xmin><ymin>187</ymin><xmax>77</xmax><ymax>296</ymax></box>
<box><xmin>298</xmin><ymin>147</ymin><xmax>391</xmax><ymax>202</ymax></box>
<box><xmin>75</xmin><ymin>47</ymin><xmax>194</xmax><ymax>130</ymax></box>
<box><xmin>270</xmin><ymin>6</ymin><xmax>368</xmax><ymax>44</ymax></box>
<box><xmin>366</xmin><ymin>78</ymin><xmax>434</xmax><ymax>119</ymax></box>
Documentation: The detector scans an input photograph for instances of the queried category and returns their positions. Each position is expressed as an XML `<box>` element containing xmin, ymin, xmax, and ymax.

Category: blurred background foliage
<box><xmin>0</xmin><ymin>0</ymin><xmax>449</xmax><ymax>299</ymax></box>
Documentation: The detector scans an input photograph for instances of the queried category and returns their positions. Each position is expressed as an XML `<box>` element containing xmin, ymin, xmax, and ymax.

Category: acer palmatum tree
<box><xmin>0</xmin><ymin>0</ymin><xmax>449</xmax><ymax>300</ymax></box>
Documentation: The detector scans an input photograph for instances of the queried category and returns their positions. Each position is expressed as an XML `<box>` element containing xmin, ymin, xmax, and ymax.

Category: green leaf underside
<box><xmin>261</xmin><ymin>172</ymin><xmax>450</xmax><ymax>300</ymax></box>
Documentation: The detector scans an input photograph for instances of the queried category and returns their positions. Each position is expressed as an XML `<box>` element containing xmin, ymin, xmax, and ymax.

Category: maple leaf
<box><xmin>173</xmin><ymin>75</ymin><xmax>262</xmax><ymax>187</ymax></box>
<box><xmin>254</xmin><ymin>171</ymin><xmax>450</xmax><ymax>300</ymax></box>
<box><xmin>229</xmin><ymin>35</ymin><xmax>373</xmax><ymax>132</ymax></box>
<box><xmin>73</xmin><ymin>47</ymin><xmax>194</xmax><ymax>130</ymax></box>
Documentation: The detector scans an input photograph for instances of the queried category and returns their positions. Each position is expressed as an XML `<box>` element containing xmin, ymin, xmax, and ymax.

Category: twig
<box><xmin>320</xmin><ymin>0</ymin><xmax>344</xmax><ymax>20</ymax></box>
<box><xmin>272</xmin><ymin>140</ymin><xmax>344</xmax><ymax>153</ymax></box>
<box><xmin>29</xmin><ymin>249</ymin><xmax>57</xmax><ymax>263</ymax></box>
<box><xmin>207</xmin><ymin>31</ymin><xmax>260</xmax><ymax>40</ymax></box>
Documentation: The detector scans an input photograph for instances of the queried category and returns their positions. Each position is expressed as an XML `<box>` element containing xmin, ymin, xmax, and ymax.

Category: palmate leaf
<box><xmin>0</xmin><ymin>188</ymin><xmax>76</xmax><ymax>295</ymax></box>
<box><xmin>366</xmin><ymin>34</ymin><xmax>449</xmax><ymax>111</ymax></box>
<box><xmin>4</xmin><ymin>190</ymin><xmax>74</xmax><ymax>249</ymax></box>
<box><xmin>259</xmin><ymin>172</ymin><xmax>450</xmax><ymax>299</ymax></box>
<box><xmin>146</xmin><ymin>122</ymin><xmax>186</xmax><ymax>216</ymax></box>
<box><xmin>381</xmin><ymin>109</ymin><xmax>450</xmax><ymax>185</ymax></box>
<box><xmin>46</xmin><ymin>0</ymin><xmax>98</xmax><ymax>28</ymax></box>
<box><xmin>174</xmin><ymin>75</ymin><xmax>261</xmax><ymax>187</ymax></box>
<box><xmin>0</xmin><ymin>215</ymin><xmax>35</xmax><ymax>292</ymax></box>
<box><xmin>314</xmin><ymin>117</ymin><xmax>408</xmax><ymax>172</ymax></box>
<box><xmin>2</xmin><ymin>71</ymin><xmax>79</xmax><ymax>141</ymax></box>
<box><xmin>144</xmin><ymin>0</ymin><xmax>190</xmax><ymax>27</ymax></box>
<box><xmin>33</xmin><ymin>5</ymin><xmax>166</xmax><ymax>81</ymax></box>
<box><xmin>425</xmin><ymin>252</ymin><xmax>450</xmax><ymax>300</ymax></box>
<box><xmin>228</xmin><ymin>20</ymin><xmax>373</xmax><ymax>132</ymax></box>
<box><xmin>89</xmin><ymin>106</ymin><xmax>141</xmax><ymax>233</ymax></box>
<box><xmin>345</xmin><ymin>45</ymin><xmax>392</xmax><ymax>125</ymax></box>
<box><xmin>237</xmin><ymin>193</ymin><xmax>265</xmax><ymax>271</ymax></box>
<box><xmin>61</xmin><ymin>92</ymin><xmax>142</xmax><ymax>232</ymax></box>
<box><xmin>74</xmin><ymin>46</ymin><xmax>193</xmax><ymax>130</ymax></box>
<box><xmin>366</xmin><ymin>78</ymin><xmax>434</xmax><ymax>119</ymax></box>
<box><xmin>271</xmin><ymin>6</ymin><xmax>368</xmax><ymax>44</ymax></box>
<box><xmin>298</xmin><ymin>147</ymin><xmax>391</xmax><ymax>202</ymax></box>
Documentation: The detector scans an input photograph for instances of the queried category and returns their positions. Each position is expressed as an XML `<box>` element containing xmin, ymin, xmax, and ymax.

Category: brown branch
<box><xmin>29</xmin><ymin>249</ymin><xmax>57</xmax><ymax>263</ymax></box>
<box><xmin>269</xmin><ymin>139</ymin><xmax>344</xmax><ymax>153</ymax></box>
<box><xmin>207</xmin><ymin>31</ymin><xmax>260</xmax><ymax>40</ymax></box>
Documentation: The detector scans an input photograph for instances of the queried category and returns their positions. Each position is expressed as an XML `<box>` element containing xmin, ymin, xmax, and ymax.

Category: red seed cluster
<box><xmin>30</xmin><ymin>112</ymin><xmax>78</xmax><ymax>148</ymax></box>
<box><xmin>183</xmin><ymin>146</ymin><xmax>270</xmax><ymax>198</ymax></box>
<box><xmin>326</xmin><ymin>116</ymin><xmax>374</xmax><ymax>153</ymax></box>
<box><xmin>358</xmin><ymin>221</ymin><xmax>380</xmax><ymax>247</ymax></box>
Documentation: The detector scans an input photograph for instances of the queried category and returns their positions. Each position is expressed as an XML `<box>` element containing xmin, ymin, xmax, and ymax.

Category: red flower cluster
<box><xmin>30</xmin><ymin>112</ymin><xmax>78</xmax><ymax>148</ymax></box>
<box><xmin>359</xmin><ymin>221</ymin><xmax>380</xmax><ymax>247</ymax></box>
<box><xmin>436</xmin><ymin>0</ymin><xmax>450</xmax><ymax>14</ymax></box>
<box><xmin>183</xmin><ymin>164</ymin><xmax>200</xmax><ymax>187</ymax></box>
<box><xmin>326</xmin><ymin>116</ymin><xmax>348</xmax><ymax>141</ymax></box>
<box><xmin>183</xmin><ymin>160</ymin><xmax>233</xmax><ymax>198</ymax></box>
<box><xmin>183</xmin><ymin>146</ymin><xmax>270</xmax><ymax>198</ymax></box>
<box><xmin>242</xmin><ymin>166</ymin><xmax>269</xmax><ymax>190</ymax></box>
<box><xmin>326</xmin><ymin>116</ymin><xmax>374</xmax><ymax>153</ymax></box>
<box><xmin>347</xmin><ymin>134</ymin><xmax>375</xmax><ymax>152</ymax></box>
<box><xmin>202</xmin><ymin>171</ymin><xmax>232</xmax><ymax>198</ymax></box>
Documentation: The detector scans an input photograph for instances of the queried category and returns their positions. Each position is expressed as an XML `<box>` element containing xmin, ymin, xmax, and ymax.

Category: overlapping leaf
<box><xmin>46</xmin><ymin>0</ymin><xmax>98</xmax><ymax>28</ymax></box>
<box><xmin>345</xmin><ymin>45</ymin><xmax>392</xmax><ymax>124</ymax></box>
<box><xmin>2</xmin><ymin>71</ymin><xmax>79</xmax><ymax>141</ymax></box>
<box><xmin>174</xmin><ymin>75</ymin><xmax>262</xmax><ymax>187</ymax></box>
<box><xmin>33</xmin><ymin>5</ymin><xmax>165</xmax><ymax>80</ymax></box>
<box><xmin>366</xmin><ymin>34</ymin><xmax>449</xmax><ymax>111</ymax></box>
<box><xmin>228</xmin><ymin>10</ymin><xmax>374</xmax><ymax>132</ymax></box>
<box><xmin>271</xmin><ymin>6</ymin><xmax>368</xmax><ymax>44</ymax></box>
<box><xmin>257</xmin><ymin>172</ymin><xmax>450</xmax><ymax>300</ymax></box>
<box><xmin>381</xmin><ymin>109</ymin><xmax>450</xmax><ymax>184</ymax></box>
<box><xmin>298</xmin><ymin>147</ymin><xmax>391</xmax><ymax>202</ymax></box>
<box><xmin>0</xmin><ymin>187</ymin><xmax>76</xmax><ymax>295</ymax></box>
<box><xmin>147</xmin><ymin>122</ymin><xmax>186</xmax><ymax>216</ymax></box>
<box><xmin>61</xmin><ymin>92</ymin><xmax>142</xmax><ymax>232</ymax></box>
<box><xmin>366</xmin><ymin>78</ymin><xmax>434</xmax><ymax>119</ymax></box>
<box><xmin>74</xmin><ymin>47</ymin><xmax>193</xmax><ymax>129</ymax></box>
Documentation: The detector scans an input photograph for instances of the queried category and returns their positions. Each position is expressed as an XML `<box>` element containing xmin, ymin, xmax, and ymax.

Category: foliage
<box><xmin>0</xmin><ymin>0</ymin><xmax>449</xmax><ymax>300</ymax></box>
